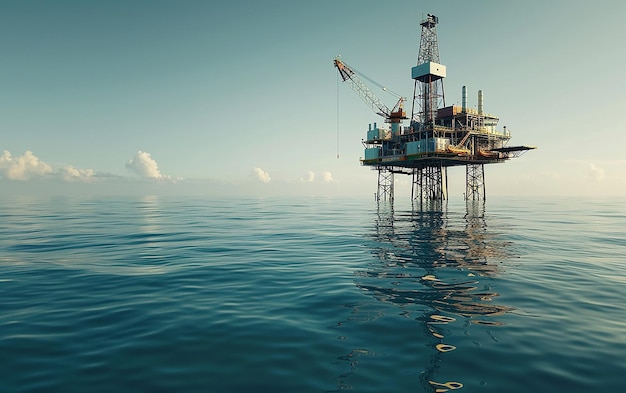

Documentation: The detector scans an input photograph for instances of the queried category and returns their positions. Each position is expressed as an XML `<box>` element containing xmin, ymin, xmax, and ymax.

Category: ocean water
<box><xmin>1</xmin><ymin>195</ymin><xmax>624</xmax><ymax>392</ymax></box>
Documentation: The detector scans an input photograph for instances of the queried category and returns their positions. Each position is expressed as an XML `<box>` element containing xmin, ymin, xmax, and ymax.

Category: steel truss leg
<box><xmin>411</xmin><ymin>164</ymin><xmax>448</xmax><ymax>203</ymax></box>
<box><xmin>376</xmin><ymin>167</ymin><xmax>394</xmax><ymax>203</ymax></box>
<box><xmin>465</xmin><ymin>163</ymin><xmax>485</xmax><ymax>201</ymax></box>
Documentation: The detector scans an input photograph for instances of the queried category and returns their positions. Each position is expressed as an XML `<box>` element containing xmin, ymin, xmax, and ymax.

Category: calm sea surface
<box><xmin>1</xmin><ymin>195</ymin><xmax>624</xmax><ymax>392</ymax></box>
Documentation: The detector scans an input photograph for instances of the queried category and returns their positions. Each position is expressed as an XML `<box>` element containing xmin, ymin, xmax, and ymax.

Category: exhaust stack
<box><xmin>462</xmin><ymin>85</ymin><xmax>467</xmax><ymax>112</ymax></box>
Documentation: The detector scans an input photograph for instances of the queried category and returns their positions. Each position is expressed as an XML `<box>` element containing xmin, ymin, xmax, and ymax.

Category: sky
<box><xmin>1</xmin><ymin>0</ymin><xmax>625</xmax><ymax>198</ymax></box>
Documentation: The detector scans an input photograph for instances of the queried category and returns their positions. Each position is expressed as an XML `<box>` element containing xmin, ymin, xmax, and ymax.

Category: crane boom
<box><xmin>334</xmin><ymin>57</ymin><xmax>406</xmax><ymax>122</ymax></box>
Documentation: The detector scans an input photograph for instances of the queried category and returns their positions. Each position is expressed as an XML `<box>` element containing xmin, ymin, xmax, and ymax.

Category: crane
<box><xmin>333</xmin><ymin>57</ymin><xmax>407</xmax><ymax>125</ymax></box>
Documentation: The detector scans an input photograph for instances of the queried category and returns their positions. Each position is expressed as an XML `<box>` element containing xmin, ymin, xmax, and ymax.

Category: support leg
<box><xmin>377</xmin><ymin>167</ymin><xmax>394</xmax><ymax>203</ymax></box>
<box><xmin>412</xmin><ymin>164</ymin><xmax>447</xmax><ymax>204</ymax></box>
<box><xmin>465</xmin><ymin>163</ymin><xmax>485</xmax><ymax>201</ymax></box>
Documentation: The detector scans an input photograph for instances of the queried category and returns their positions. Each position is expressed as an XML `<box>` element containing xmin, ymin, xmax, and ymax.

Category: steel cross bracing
<box><xmin>376</xmin><ymin>167</ymin><xmax>394</xmax><ymax>202</ymax></box>
<box><xmin>465</xmin><ymin>164</ymin><xmax>485</xmax><ymax>201</ymax></box>
<box><xmin>417</xmin><ymin>15</ymin><xmax>440</xmax><ymax>64</ymax></box>
<box><xmin>411</xmin><ymin>165</ymin><xmax>448</xmax><ymax>204</ymax></box>
<box><xmin>412</xmin><ymin>14</ymin><xmax>445</xmax><ymax>126</ymax></box>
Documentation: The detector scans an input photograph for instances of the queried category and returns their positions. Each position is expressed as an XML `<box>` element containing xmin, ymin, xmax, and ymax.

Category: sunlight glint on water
<box><xmin>1</xmin><ymin>196</ymin><xmax>624</xmax><ymax>392</ymax></box>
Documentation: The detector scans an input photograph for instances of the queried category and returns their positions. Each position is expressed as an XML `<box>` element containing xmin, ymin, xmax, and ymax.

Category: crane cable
<box><xmin>335</xmin><ymin>59</ymin><xmax>402</xmax><ymax>159</ymax></box>
<box><xmin>336</xmin><ymin>70</ymin><xmax>340</xmax><ymax>159</ymax></box>
<box><xmin>345</xmin><ymin>61</ymin><xmax>404</xmax><ymax>99</ymax></box>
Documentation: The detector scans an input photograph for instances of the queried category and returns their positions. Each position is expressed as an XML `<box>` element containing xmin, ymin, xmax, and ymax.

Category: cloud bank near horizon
<box><xmin>253</xmin><ymin>167</ymin><xmax>271</xmax><ymax>183</ymax></box>
<box><xmin>300</xmin><ymin>170</ymin><xmax>315</xmax><ymax>183</ymax></box>
<box><xmin>1</xmin><ymin>150</ymin><xmax>339</xmax><ymax>193</ymax></box>
<box><xmin>0</xmin><ymin>150</ymin><xmax>100</xmax><ymax>182</ymax></box>
<box><xmin>59</xmin><ymin>165</ymin><xmax>96</xmax><ymax>182</ymax></box>
<box><xmin>0</xmin><ymin>149</ymin><xmax>175</xmax><ymax>183</ymax></box>
<box><xmin>588</xmin><ymin>163</ymin><xmax>605</xmax><ymax>182</ymax></box>
<box><xmin>0</xmin><ymin>150</ymin><xmax>62</xmax><ymax>181</ymax></box>
<box><xmin>0</xmin><ymin>150</ymin><xmax>52</xmax><ymax>180</ymax></box>
<box><xmin>299</xmin><ymin>170</ymin><xmax>334</xmax><ymax>183</ymax></box>
<box><xmin>125</xmin><ymin>150</ymin><xmax>170</xmax><ymax>180</ymax></box>
<box><xmin>321</xmin><ymin>171</ymin><xmax>334</xmax><ymax>183</ymax></box>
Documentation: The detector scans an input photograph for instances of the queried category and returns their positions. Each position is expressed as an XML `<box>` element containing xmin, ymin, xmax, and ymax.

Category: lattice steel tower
<box><xmin>411</xmin><ymin>14</ymin><xmax>448</xmax><ymax>204</ymax></box>
<box><xmin>411</xmin><ymin>14</ymin><xmax>445</xmax><ymax>127</ymax></box>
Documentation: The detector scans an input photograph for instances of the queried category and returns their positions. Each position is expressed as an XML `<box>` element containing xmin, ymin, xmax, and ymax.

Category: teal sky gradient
<box><xmin>1</xmin><ymin>0</ymin><xmax>625</xmax><ymax>198</ymax></box>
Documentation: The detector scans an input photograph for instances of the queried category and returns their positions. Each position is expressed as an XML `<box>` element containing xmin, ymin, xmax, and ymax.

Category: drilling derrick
<box><xmin>412</xmin><ymin>14</ymin><xmax>445</xmax><ymax>129</ymax></box>
<box><xmin>410</xmin><ymin>14</ymin><xmax>448</xmax><ymax>204</ymax></box>
<box><xmin>334</xmin><ymin>14</ymin><xmax>535</xmax><ymax>205</ymax></box>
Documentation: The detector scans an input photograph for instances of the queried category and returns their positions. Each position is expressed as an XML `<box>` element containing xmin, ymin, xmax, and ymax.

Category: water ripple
<box><xmin>0</xmin><ymin>196</ymin><xmax>624</xmax><ymax>392</ymax></box>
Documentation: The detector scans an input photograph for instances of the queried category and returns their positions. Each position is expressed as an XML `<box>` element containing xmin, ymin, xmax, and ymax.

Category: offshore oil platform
<box><xmin>334</xmin><ymin>14</ymin><xmax>534</xmax><ymax>203</ymax></box>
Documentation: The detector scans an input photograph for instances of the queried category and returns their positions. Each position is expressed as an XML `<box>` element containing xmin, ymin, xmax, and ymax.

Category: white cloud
<box><xmin>253</xmin><ymin>167</ymin><xmax>271</xmax><ymax>183</ymax></box>
<box><xmin>300</xmin><ymin>170</ymin><xmax>315</xmax><ymax>183</ymax></box>
<box><xmin>588</xmin><ymin>163</ymin><xmax>605</xmax><ymax>182</ymax></box>
<box><xmin>126</xmin><ymin>151</ymin><xmax>168</xmax><ymax>179</ymax></box>
<box><xmin>0</xmin><ymin>150</ymin><xmax>53</xmax><ymax>180</ymax></box>
<box><xmin>0</xmin><ymin>150</ymin><xmax>98</xmax><ymax>183</ymax></box>
<box><xmin>294</xmin><ymin>170</ymin><xmax>334</xmax><ymax>184</ymax></box>
<box><xmin>59</xmin><ymin>165</ymin><xmax>95</xmax><ymax>182</ymax></box>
